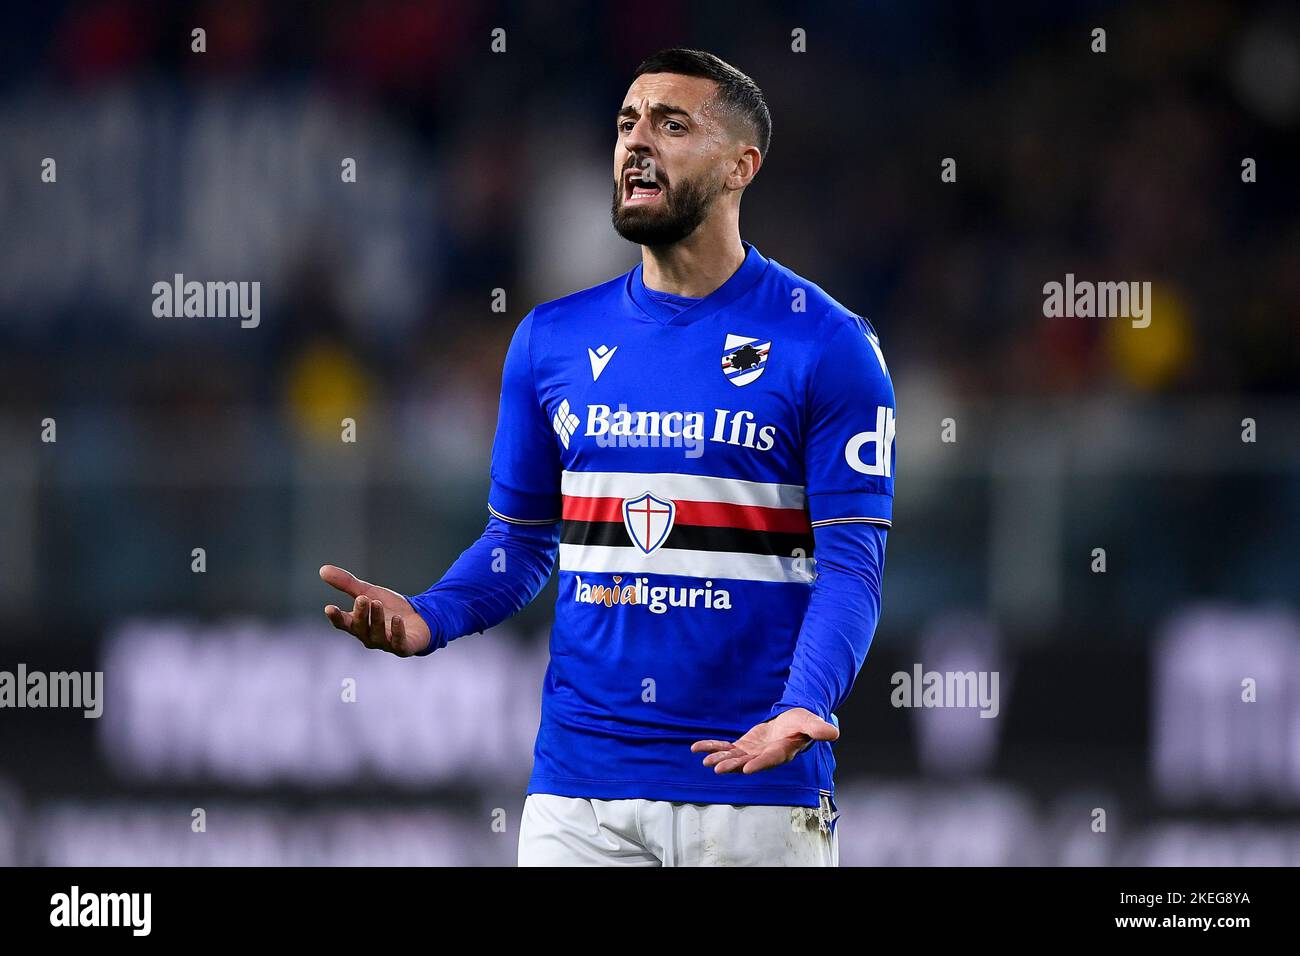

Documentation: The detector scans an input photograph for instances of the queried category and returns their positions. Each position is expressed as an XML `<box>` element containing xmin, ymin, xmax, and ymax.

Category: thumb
<box><xmin>319</xmin><ymin>565</ymin><xmax>366</xmax><ymax>598</ymax></box>
<box><xmin>794</xmin><ymin>712</ymin><xmax>840</xmax><ymax>743</ymax></box>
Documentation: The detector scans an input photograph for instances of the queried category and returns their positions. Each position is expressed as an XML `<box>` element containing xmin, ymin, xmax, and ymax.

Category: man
<box><xmin>320</xmin><ymin>48</ymin><xmax>895</xmax><ymax>866</ymax></box>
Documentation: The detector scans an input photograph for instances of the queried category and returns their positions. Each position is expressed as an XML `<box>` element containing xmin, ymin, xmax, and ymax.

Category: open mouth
<box><xmin>623</xmin><ymin>167</ymin><xmax>663</xmax><ymax>205</ymax></box>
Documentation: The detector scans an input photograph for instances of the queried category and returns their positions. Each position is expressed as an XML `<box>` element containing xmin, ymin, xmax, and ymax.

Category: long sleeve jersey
<box><xmin>408</xmin><ymin>242</ymin><xmax>895</xmax><ymax>807</ymax></box>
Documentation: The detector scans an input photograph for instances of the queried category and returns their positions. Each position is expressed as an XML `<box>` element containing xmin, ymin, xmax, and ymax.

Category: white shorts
<box><xmin>518</xmin><ymin>793</ymin><xmax>839</xmax><ymax>867</ymax></box>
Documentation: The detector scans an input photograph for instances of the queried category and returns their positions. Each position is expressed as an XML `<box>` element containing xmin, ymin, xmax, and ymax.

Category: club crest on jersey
<box><xmin>721</xmin><ymin>334</ymin><xmax>770</xmax><ymax>387</ymax></box>
<box><xmin>622</xmin><ymin>492</ymin><xmax>675</xmax><ymax>555</ymax></box>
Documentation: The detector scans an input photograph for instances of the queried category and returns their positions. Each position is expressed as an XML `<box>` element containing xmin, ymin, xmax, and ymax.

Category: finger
<box><xmin>690</xmin><ymin>740</ymin><xmax>734</xmax><ymax>754</ymax></box>
<box><xmin>367</xmin><ymin>600</ymin><xmax>389</xmax><ymax>649</ymax></box>
<box><xmin>801</xmin><ymin>718</ymin><xmax>840</xmax><ymax>743</ymax></box>
<box><xmin>741</xmin><ymin>746</ymin><xmax>791</xmax><ymax>774</ymax></box>
<box><xmin>390</xmin><ymin>613</ymin><xmax>408</xmax><ymax>655</ymax></box>
<box><xmin>353</xmin><ymin>595</ymin><xmax>374</xmax><ymax>645</ymax></box>
<box><xmin>712</xmin><ymin>755</ymin><xmax>750</xmax><ymax>774</ymax></box>
<box><xmin>701</xmin><ymin>748</ymin><xmax>742</xmax><ymax>768</ymax></box>
<box><xmin>776</xmin><ymin>709</ymin><xmax>840</xmax><ymax>744</ymax></box>
<box><xmin>323</xmin><ymin>605</ymin><xmax>353</xmax><ymax>631</ymax></box>
<box><xmin>320</xmin><ymin>565</ymin><xmax>367</xmax><ymax>599</ymax></box>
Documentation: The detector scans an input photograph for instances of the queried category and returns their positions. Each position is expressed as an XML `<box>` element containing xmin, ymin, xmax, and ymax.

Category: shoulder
<box><xmin>762</xmin><ymin>255</ymin><xmax>888</xmax><ymax>373</ymax></box>
<box><xmin>528</xmin><ymin>270</ymin><xmax>631</xmax><ymax>339</ymax></box>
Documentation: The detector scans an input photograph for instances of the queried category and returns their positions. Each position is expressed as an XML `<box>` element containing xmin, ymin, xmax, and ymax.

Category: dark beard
<box><xmin>611</xmin><ymin>172</ymin><xmax>722</xmax><ymax>247</ymax></box>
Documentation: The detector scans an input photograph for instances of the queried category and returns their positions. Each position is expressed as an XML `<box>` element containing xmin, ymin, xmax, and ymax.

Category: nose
<box><xmin>623</xmin><ymin>113</ymin><xmax>655</xmax><ymax>164</ymax></box>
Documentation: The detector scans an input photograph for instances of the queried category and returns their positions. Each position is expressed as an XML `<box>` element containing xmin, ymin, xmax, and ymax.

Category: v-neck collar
<box><xmin>627</xmin><ymin>241</ymin><xmax>769</xmax><ymax>327</ymax></box>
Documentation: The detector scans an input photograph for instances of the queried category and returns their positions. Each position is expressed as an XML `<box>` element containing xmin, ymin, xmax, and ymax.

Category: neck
<box><xmin>640</xmin><ymin>212</ymin><xmax>746</xmax><ymax>298</ymax></box>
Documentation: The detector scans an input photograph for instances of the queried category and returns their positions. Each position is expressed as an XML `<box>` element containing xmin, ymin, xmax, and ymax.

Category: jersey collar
<box><xmin>627</xmin><ymin>241</ymin><xmax>769</xmax><ymax>327</ymax></box>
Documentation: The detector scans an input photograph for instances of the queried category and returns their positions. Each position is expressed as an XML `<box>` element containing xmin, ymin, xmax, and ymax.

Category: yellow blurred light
<box><xmin>1108</xmin><ymin>283</ymin><xmax>1192</xmax><ymax>389</ymax></box>
<box><xmin>284</xmin><ymin>341</ymin><xmax>372</xmax><ymax>443</ymax></box>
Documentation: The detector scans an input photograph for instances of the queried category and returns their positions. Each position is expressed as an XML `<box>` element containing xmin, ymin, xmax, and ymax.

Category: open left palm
<box><xmin>691</xmin><ymin>707</ymin><xmax>839</xmax><ymax>775</ymax></box>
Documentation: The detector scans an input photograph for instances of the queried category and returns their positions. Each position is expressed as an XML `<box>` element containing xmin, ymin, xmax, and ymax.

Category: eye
<box><xmin>665</xmin><ymin>120</ymin><xmax>685</xmax><ymax>132</ymax></box>
<box><xmin>618</xmin><ymin>120</ymin><xmax>635</xmax><ymax>133</ymax></box>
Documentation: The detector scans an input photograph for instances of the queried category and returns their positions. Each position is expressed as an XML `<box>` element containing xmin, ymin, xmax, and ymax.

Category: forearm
<box><xmin>768</xmin><ymin>523</ymin><xmax>887</xmax><ymax>720</ymax></box>
<box><xmin>406</xmin><ymin>515</ymin><xmax>558</xmax><ymax>655</ymax></box>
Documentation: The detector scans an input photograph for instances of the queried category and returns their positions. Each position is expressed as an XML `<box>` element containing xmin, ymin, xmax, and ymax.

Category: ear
<box><xmin>727</xmin><ymin>145</ymin><xmax>762</xmax><ymax>191</ymax></box>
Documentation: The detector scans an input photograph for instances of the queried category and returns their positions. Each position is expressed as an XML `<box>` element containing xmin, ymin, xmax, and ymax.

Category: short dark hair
<box><xmin>632</xmin><ymin>48</ymin><xmax>771</xmax><ymax>159</ymax></box>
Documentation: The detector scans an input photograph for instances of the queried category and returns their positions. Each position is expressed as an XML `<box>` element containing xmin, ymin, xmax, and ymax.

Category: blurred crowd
<box><xmin>3</xmin><ymin>1</ymin><xmax>1298</xmax><ymax>408</ymax></box>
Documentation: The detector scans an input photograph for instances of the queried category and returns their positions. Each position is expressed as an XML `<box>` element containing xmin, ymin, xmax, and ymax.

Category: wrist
<box><xmin>405</xmin><ymin>594</ymin><xmax>445</xmax><ymax>656</ymax></box>
<box><xmin>767</xmin><ymin>700</ymin><xmax>828</xmax><ymax>722</ymax></box>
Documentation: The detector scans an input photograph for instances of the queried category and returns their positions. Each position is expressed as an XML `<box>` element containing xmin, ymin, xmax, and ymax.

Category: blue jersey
<box><xmin>411</xmin><ymin>241</ymin><xmax>895</xmax><ymax>807</ymax></box>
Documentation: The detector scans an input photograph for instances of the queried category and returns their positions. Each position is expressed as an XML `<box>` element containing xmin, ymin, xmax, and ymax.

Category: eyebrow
<box><xmin>617</xmin><ymin>102</ymin><xmax>693</xmax><ymax>122</ymax></box>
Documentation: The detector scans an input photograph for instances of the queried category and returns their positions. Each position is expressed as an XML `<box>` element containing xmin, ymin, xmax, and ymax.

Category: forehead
<box><xmin>621</xmin><ymin>72</ymin><xmax>720</xmax><ymax>114</ymax></box>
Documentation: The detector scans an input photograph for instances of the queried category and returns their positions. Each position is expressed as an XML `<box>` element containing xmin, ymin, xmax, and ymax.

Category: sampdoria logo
<box><xmin>721</xmin><ymin>333</ymin><xmax>771</xmax><ymax>386</ymax></box>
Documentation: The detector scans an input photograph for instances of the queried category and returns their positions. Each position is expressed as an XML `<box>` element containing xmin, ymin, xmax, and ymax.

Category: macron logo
<box><xmin>588</xmin><ymin>345</ymin><xmax>617</xmax><ymax>381</ymax></box>
<box><xmin>553</xmin><ymin>398</ymin><xmax>580</xmax><ymax>449</ymax></box>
